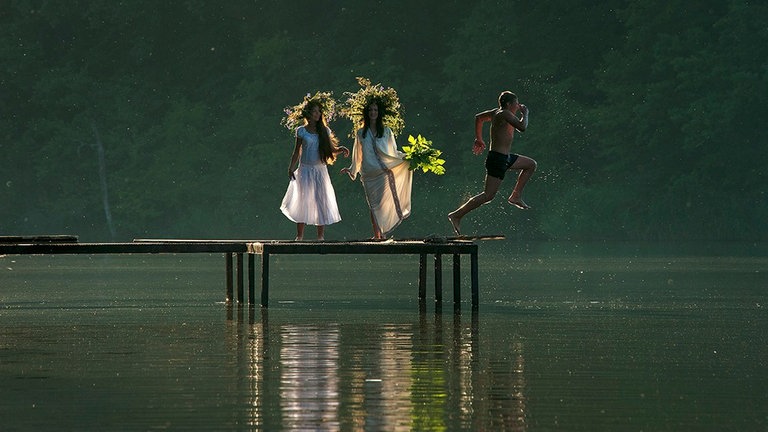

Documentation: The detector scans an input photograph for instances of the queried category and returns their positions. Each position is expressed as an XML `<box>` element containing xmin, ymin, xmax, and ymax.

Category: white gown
<box><xmin>280</xmin><ymin>126</ymin><xmax>342</xmax><ymax>226</ymax></box>
<box><xmin>345</xmin><ymin>127</ymin><xmax>412</xmax><ymax>236</ymax></box>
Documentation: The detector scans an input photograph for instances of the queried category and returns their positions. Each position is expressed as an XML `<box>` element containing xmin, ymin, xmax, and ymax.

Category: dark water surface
<box><xmin>1</xmin><ymin>242</ymin><xmax>766</xmax><ymax>431</ymax></box>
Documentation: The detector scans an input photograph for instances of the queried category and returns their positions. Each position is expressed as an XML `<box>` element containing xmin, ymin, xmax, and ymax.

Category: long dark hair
<box><xmin>304</xmin><ymin>101</ymin><xmax>339</xmax><ymax>165</ymax></box>
<box><xmin>361</xmin><ymin>100</ymin><xmax>385</xmax><ymax>139</ymax></box>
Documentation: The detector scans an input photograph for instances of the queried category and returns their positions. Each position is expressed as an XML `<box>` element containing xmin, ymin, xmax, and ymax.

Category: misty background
<box><xmin>1</xmin><ymin>1</ymin><xmax>765</xmax><ymax>242</ymax></box>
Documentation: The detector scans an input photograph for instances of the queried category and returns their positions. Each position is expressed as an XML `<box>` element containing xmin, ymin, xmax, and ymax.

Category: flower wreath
<box><xmin>338</xmin><ymin>77</ymin><xmax>405</xmax><ymax>138</ymax></box>
<box><xmin>280</xmin><ymin>91</ymin><xmax>337</xmax><ymax>132</ymax></box>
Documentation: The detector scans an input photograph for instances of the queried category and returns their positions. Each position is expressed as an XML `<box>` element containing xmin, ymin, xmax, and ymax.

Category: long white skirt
<box><xmin>280</xmin><ymin>163</ymin><xmax>341</xmax><ymax>226</ymax></box>
<box><xmin>361</xmin><ymin>159</ymin><xmax>412</xmax><ymax>236</ymax></box>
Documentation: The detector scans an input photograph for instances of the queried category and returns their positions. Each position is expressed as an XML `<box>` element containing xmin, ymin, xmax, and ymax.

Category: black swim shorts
<box><xmin>485</xmin><ymin>151</ymin><xmax>519</xmax><ymax>180</ymax></box>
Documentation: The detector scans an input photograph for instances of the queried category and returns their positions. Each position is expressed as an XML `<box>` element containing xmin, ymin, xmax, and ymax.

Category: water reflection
<box><xmin>280</xmin><ymin>324</ymin><xmax>340</xmax><ymax>430</ymax></box>
<box><xmin>230</xmin><ymin>306</ymin><xmax>527</xmax><ymax>430</ymax></box>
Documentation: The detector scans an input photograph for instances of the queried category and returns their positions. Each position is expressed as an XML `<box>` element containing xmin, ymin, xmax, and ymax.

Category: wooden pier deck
<box><xmin>1</xmin><ymin>236</ymin><xmax>497</xmax><ymax>308</ymax></box>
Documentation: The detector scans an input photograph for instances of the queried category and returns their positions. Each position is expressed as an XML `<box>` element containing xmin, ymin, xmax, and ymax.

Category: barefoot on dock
<box><xmin>447</xmin><ymin>213</ymin><xmax>461</xmax><ymax>235</ymax></box>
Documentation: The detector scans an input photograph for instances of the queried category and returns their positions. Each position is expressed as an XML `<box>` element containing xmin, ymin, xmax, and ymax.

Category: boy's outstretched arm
<box><xmin>473</xmin><ymin>109</ymin><xmax>495</xmax><ymax>154</ymax></box>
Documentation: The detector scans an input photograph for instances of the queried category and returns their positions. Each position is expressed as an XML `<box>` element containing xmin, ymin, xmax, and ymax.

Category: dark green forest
<box><xmin>1</xmin><ymin>1</ymin><xmax>766</xmax><ymax>241</ymax></box>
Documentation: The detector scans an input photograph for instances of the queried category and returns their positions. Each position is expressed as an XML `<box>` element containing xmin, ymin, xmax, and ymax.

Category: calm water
<box><xmin>0</xmin><ymin>242</ymin><xmax>766</xmax><ymax>431</ymax></box>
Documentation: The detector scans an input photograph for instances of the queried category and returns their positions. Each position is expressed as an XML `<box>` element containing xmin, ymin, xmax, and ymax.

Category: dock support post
<box><xmin>248</xmin><ymin>254</ymin><xmax>255</xmax><ymax>305</ymax></box>
<box><xmin>453</xmin><ymin>254</ymin><xmax>461</xmax><ymax>305</ymax></box>
<box><xmin>471</xmin><ymin>250</ymin><xmax>479</xmax><ymax>308</ymax></box>
<box><xmin>434</xmin><ymin>254</ymin><xmax>442</xmax><ymax>303</ymax></box>
<box><xmin>236</xmin><ymin>253</ymin><xmax>244</xmax><ymax>303</ymax></box>
<box><xmin>225</xmin><ymin>253</ymin><xmax>233</xmax><ymax>303</ymax></box>
<box><xmin>418</xmin><ymin>254</ymin><xmax>427</xmax><ymax>300</ymax></box>
<box><xmin>260</xmin><ymin>252</ymin><xmax>270</xmax><ymax>308</ymax></box>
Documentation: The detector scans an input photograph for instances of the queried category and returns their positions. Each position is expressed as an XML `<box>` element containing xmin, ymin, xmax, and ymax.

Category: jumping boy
<box><xmin>448</xmin><ymin>91</ymin><xmax>536</xmax><ymax>235</ymax></box>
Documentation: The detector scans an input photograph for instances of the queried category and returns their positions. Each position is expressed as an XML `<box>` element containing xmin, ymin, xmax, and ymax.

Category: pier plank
<box><xmin>0</xmin><ymin>242</ymin><xmax>248</xmax><ymax>254</ymax></box>
<box><xmin>0</xmin><ymin>235</ymin><xmax>78</xmax><ymax>244</ymax></box>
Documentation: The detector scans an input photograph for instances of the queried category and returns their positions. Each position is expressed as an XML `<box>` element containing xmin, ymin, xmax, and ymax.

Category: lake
<box><xmin>1</xmin><ymin>241</ymin><xmax>766</xmax><ymax>431</ymax></box>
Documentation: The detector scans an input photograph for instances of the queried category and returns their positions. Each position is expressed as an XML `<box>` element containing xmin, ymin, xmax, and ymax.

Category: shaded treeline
<box><xmin>1</xmin><ymin>1</ymin><xmax>765</xmax><ymax>241</ymax></box>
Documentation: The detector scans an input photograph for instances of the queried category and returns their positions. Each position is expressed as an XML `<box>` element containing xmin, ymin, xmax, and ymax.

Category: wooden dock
<box><xmin>1</xmin><ymin>236</ymin><xmax>496</xmax><ymax>308</ymax></box>
<box><xmin>247</xmin><ymin>239</ymin><xmax>480</xmax><ymax>308</ymax></box>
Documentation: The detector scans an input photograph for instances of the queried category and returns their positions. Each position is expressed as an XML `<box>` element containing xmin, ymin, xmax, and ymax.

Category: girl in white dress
<box><xmin>341</xmin><ymin>101</ymin><xmax>413</xmax><ymax>239</ymax></box>
<box><xmin>280</xmin><ymin>99</ymin><xmax>349</xmax><ymax>240</ymax></box>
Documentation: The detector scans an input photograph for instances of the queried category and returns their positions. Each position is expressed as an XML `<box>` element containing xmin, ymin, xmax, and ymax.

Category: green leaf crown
<box><xmin>339</xmin><ymin>77</ymin><xmax>405</xmax><ymax>137</ymax></box>
<box><xmin>280</xmin><ymin>91</ymin><xmax>337</xmax><ymax>132</ymax></box>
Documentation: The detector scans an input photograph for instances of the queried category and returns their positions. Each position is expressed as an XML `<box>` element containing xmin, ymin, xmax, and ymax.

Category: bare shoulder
<box><xmin>489</xmin><ymin>108</ymin><xmax>510</xmax><ymax>125</ymax></box>
<box><xmin>476</xmin><ymin>108</ymin><xmax>497</xmax><ymax>120</ymax></box>
<box><xmin>496</xmin><ymin>108</ymin><xmax>517</xmax><ymax>121</ymax></box>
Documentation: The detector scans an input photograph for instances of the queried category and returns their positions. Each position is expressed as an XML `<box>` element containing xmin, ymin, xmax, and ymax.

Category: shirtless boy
<box><xmin>448</xmin><ymin>91</ymin><xmax>536</xmax><ymax>235</ymax></box>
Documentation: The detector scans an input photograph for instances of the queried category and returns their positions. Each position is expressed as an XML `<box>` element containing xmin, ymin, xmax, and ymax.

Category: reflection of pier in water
<box><xmin>230</xmin><ymin>307</ymin><xmax>526</xmax><ymax>430</ymax></box>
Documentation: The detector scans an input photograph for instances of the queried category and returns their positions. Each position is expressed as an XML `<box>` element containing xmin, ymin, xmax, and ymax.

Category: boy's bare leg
<box><xmin>316</xmin><ymin>225</ymin><xmax>325</xmax><ymax>241</ymax></box>
<box><xmin>447</xmin><ymin>213</ymin><xmax>462</xmax><ymax>235</ymax></box>
<box><xmin>507</xmin><ymin>156</ymin><xmax>537</xmax><ymax>209</ymax></box>
<box><xmin>448</xmin><ymin>175</ymin><xmax>503</xmax><ymax>235</ymax></box>
<box><xmin>295</xmin><ymin>223</ymin><xmax>305</xmax><ymax>241</ymax></box>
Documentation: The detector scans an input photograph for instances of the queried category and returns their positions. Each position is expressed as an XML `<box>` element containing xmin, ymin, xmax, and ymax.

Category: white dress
<box><xmin>345</xmin><ymin>127</ymin><xmax>412</xmax><ymax>236</ymax></box>
<box><xmin>280</xmin><ymin>126</ymin><xmax>342</xmax><ymax>226</ymax></box>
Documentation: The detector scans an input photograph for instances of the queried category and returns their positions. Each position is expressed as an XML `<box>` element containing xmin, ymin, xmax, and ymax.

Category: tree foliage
<box><xmin>1</xmin><ymin>0</ymin><xmax>765</xmax><ymax>241</ymax></box>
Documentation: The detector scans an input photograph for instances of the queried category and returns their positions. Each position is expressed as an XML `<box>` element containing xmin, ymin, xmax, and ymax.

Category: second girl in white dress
<box><xmin>280</xmin><ymin>100</ymin><xmax>349</xmax><ymax>240</ymax></box>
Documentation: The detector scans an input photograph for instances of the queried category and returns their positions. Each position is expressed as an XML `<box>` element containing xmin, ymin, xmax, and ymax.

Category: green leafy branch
<box><xmin>402</xmin><ymin>134</ymin><xmax>445</xmax><ymax>175</ymax></box>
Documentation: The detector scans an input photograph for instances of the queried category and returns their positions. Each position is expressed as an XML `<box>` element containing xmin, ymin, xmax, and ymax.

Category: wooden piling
<box><xmin>453</xmin><ymin>254</ymin><xmax>461</xmax><ymax>305</ymax></box>
<box><xmin>434</xmin><ymin>254</ymin><xmax>443</xmax><ymax>303</ymax></box>
<box><xmin>248</xmin><ymin>254</ymin><xmax>255</xmax><ymax>305</ymax></box>
<box><xmin>236</xmin><ymin>253</ymin><xmax>244</xmax><ymax>303</ymax></box>
<box><xmin>419</xmin><ymin>254</ymin><xmax>427</xmax><ymax>300</ymax></box>
<box><xmin>260</xmin><ymin>252</ymin><xmax>270</xmax><ymax>308</ymax></box>
<box><xmin>226</xmin><ymin>253</ymin><xmax>233</xmax><ymax>303</ymax></box>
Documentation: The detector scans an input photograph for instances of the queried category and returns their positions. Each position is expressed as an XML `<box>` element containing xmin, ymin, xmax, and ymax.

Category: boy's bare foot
<box><xmin>447</xmin><ymin>213</ymin><xmax>461</xmax><ymax>235</ymax></box>
<box><xmin>508</xmin><ymin>196</ymin><xmax>530</xmax><ymax>210</ymax></box>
